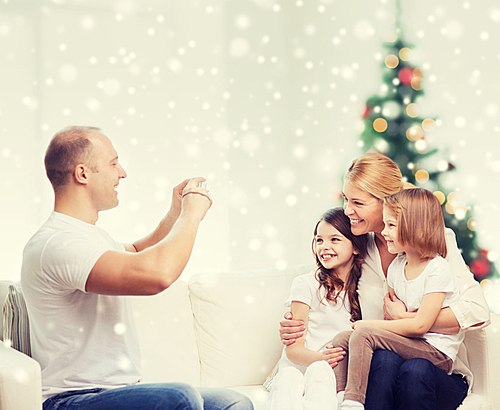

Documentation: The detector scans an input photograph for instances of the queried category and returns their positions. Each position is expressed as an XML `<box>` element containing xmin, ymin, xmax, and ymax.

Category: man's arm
<box><xmin>122</xmin><ymin>178</ymin><xmax>192</xmax><ymax>253</ymax></box>
<box><xmin>85</xmin><ymin>178</ymin><xmax>212</xmax><ymax>296</ymax></box>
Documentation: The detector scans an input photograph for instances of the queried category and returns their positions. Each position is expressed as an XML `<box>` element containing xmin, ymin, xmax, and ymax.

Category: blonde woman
<box><xmin>279</xmin><ymin>153</ymin><xmax>490</xmax><ymax>410</ymax></box>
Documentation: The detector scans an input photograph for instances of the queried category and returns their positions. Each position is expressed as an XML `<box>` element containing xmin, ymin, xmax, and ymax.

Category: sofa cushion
<box><xmin>189</xmin><ymin>264</ymin><xmax>313</xmax><ymax>388</ymax></box>
<box><xmin>2</xmin><ymin>284</ymin><xmax>31</xmax><ymax>357</ymax></box>
<box><xmin>133</xmin><ymin>280</ymin><xmax>200</xmax><ymax>386</ymax></box>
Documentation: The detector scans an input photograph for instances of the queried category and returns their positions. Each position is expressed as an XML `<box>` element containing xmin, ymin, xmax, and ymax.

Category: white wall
<box><xmin>1</xmin><ymin>0</ymin><xmax>499</xmax><ymax>282</ymax></box>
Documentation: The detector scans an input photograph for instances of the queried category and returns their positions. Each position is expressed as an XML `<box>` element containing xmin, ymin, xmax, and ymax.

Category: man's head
<box><xmin>45</xmin><ymin>126</ymin><xmax>101</xmax><ymax>193</ymax></box>
<box><xmin>45</xmin><ymin>126</ymin><xmax>127</xmax><ymax>213</ymax></box>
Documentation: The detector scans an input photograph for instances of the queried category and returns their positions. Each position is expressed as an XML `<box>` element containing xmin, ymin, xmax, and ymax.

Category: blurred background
<box><xmin>1</xmin><ymin>0</ymin><xmax>499</xmax><ymax>308</ymax></box>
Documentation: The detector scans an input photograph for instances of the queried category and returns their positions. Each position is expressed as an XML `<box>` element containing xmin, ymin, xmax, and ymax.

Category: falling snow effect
<box><xmin>0</xmin><ymin>1</ymin><xmax>499</xmax><ymax>309</ymax></box>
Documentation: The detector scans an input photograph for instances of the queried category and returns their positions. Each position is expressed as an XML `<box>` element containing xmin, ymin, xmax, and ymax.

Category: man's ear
<box><xmin>74</xmin><ymin>164</ymin><xmax>89</xmax><ymax>185</ymax></box>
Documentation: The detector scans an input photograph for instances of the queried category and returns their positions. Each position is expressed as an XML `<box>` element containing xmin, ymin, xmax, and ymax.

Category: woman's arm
<box><xmin>285</xmin><ymin>301</ymin><xmax>323</xmax><ymax>366</ymax></box>
<box><xmin>443</xmin><ymin>229</ymin><xmax>490</xmax><ymax>330</ymax></box>
<box><xmin>354</xmin><ymin>292</ymin><xmax>446</xmax><ymax>338</ymax></box>
<box><xmin>279</xmin><ymin>311</ymin><xmax>305</xmax><ymax>345</ymax></box>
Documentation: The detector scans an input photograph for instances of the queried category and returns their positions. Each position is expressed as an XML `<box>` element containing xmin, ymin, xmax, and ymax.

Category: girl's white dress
<box><xmin>266</xmin><ymin>270</ymin><xmax>352</xmax><ymax>410</ymax></box>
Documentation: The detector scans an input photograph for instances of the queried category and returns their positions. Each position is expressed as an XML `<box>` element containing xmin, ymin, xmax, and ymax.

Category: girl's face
<box><xmin>381</xmin><ymin>208</ymin><xmax>405</xmax><ymax>254</ymax></box>
<box><xmin>315</xmin><ymin>221</ymin><xmax>357</xmax><ymax>273</ymax></box>
<box><xmin>342</xmin><ymin>181</ymin><xmax>385</xmax><ymax>236</ymax></box>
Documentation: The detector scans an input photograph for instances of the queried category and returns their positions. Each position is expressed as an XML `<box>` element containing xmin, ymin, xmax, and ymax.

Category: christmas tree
<box><xmin>358</xmin><ymin>25</ymin><xmax>497</xmax><ymax>282</ymax></box>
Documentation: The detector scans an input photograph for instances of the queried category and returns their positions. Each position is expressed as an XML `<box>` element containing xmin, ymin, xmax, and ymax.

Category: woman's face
<box><xmin>342</xmin><ymin>181</ymin><xmax>385</xmax><ymax>235</ymax></box>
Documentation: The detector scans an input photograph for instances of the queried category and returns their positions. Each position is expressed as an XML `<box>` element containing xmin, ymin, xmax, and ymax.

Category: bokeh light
<box><xmin>385</xmin><ymin>54</ymin><xmax>399</xmax><ymax>69</ymax></box>
<box><xmin>406</xmin><ymin>103</ymin><xmax>419</xmax><ymax>117</ymax></box>
<box><xmin>406</xmin><ymin>125</ymin><xmax>424</xmax><ymax>141</ymax></box>
<box><xmin>422</xmin><ymin>118</ymin><xmax>436</xmax><ymax>132</ymax></box>
<box><xmin>373</xmin><ymin>118</ymin><xmax>388</xmax><ymax>132</ymax></box>
<box><xmin>399</xmin><ymin>47</ymin><xmax>412</xmax><ymax>61</ymax></box>
<box><xmin>415</xmin><ymin>169</ymin><xmax>429</xmax><ymax>183</ymax></box>
<box><xmin>434</xmin><ymin>190</ymin><xmax>446</xmax><ymax>205</ymax></box>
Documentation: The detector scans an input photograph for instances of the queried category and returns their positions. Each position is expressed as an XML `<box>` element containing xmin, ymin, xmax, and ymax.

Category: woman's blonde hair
<box><xmin>345</xmin><ymin>152</ymin><xmax>411</xmax><ymax>200</ymax></box>
<box><xmin>384</xmin><ymin>188</ymin><xmax>447</xmax><ymax>260</ymax></box>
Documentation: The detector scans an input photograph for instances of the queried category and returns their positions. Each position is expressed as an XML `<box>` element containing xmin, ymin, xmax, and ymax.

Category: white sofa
<box><xmin>1</xmin><ymin>264</ymin><xmax>499</xmax><ymax>410</ymax></box>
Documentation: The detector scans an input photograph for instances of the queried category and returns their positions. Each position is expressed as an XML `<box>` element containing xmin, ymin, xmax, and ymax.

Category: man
<box><xmin>21</xmin><ymin>126</ymin><xmax>253</xmax><ymax>410</ymax></box>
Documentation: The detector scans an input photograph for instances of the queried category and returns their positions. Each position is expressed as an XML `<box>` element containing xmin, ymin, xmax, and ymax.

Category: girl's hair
<box><xmin>344</xmin><ymin>152</ymin><xmax>412</xmax><ymax>201</ymax></box>
<box><xmin>312</xmin><ymin>208</ymin><xmax>367</xmax><ymax>322</ymax></box>
<box><xmin>384</xmin><ymin>188</ymin><xmax>447</xmax><ymax>260</ymax></box>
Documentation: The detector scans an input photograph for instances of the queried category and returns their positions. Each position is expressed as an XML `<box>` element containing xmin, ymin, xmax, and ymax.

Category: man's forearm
<box><xmin>132</xmin><ymin>211</ymin><xmax>179</xmax><ymax>252</ymax></box>
<box><xmin>142</xmin><ymin>212</ymin><xmax>201</xmax><ymax>287</ymax></box>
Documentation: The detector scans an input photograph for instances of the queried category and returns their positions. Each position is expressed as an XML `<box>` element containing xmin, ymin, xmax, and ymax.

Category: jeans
<box><xmin>43</xmin><ymin>383</ymin><xmax>254</xmax><ymax>410</ymax></box>
<box><xmin>365</xmin><ymin>350</ymin><xmax>468</xmax><ymax>410</ymax></box>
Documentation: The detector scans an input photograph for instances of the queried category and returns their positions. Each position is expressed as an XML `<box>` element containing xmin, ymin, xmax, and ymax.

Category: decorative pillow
<box><xmin>2</xmin><ymin>284</ymin><xmax>31</xmax><ymax>357</ymax></box>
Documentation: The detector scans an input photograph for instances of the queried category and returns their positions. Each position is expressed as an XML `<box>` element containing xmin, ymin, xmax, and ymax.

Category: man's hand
<box><xmin>383</xmin><ymin>292</ymin><xmax>408</xmax><ymax>320</ymax></box>
<box><xmin>169</xmin><ymin>178</ymin><xmax>191</xmax><ymax>219</ymax></box>
<box><xmin>322</xmin><ymin>343</ymin><xmax>346</xmax><ymax>368</ymax></box>
<box><xmin>279</xmin><ymin>311</ymin><xmax>305</xmax><ymax>346</ymax></box>
<box><xmin>180</xmin><ymin>178</ymin><xmax>212</xmax><ymax>222</ymax></box>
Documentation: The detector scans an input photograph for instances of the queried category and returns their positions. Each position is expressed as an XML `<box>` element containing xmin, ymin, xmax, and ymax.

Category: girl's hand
<box><xmin>352</xmin><ymin>320</ymin><xmax>376</xmax><ymax>330</ymax></box>
<box><xmin>383</xmin><ymin>292</ymin><xmax>408</xmax><ymax>320</ymax></box>
<box><xmin>322</xmin><ymin>343</ymin><xmax>346</xmax><ymax>368</ymax></box>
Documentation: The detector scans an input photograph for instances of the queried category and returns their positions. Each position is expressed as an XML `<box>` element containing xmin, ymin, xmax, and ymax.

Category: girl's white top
<box><xmin>278</xmin><ymin>270</ymin><xmax>352</xmax><ymax>372</ymax></box>
<box><xmin>387</xmin><ymin>254</ymin><xmax>464</xmax><ymax>362</ymax></box>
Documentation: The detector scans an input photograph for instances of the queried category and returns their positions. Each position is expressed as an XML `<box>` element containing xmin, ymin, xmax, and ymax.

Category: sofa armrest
<box><xmin>486</xmin><ymin>313</ymin><xmax>500</xmax><ymax>410</ymax></box>
<box><xmin>0</xmin><ymin>341</ymin><xmax>42</xmax><ymax>410</ymax></box>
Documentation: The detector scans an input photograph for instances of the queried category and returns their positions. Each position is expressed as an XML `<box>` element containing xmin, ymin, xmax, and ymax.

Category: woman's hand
<box><xmin>322</xmin><ymin>343</ymin><xmax>346</xmax><ymax>368</ymax></box>
<box><xmin>383</xmin><ymin>292</ymin><xmax>409</xmax><ymax>320</ymax></box>
<box><xmin>279</xmin><ymin>311</ymin><xmax>305</xmax><ymax>346</ymax></box>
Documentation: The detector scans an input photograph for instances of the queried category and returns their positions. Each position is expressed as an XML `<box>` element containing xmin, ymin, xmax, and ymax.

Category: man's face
<box><xmin>87</xmin><ymin>133</ymin><xmax>127</xmax><ymax>212</ymax></box>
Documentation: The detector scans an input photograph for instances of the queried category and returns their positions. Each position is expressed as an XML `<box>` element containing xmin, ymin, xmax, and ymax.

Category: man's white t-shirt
<box><xmin>387</xmin><ymin>254</ymin><xmax>464</xmax><ymax>362</ymax></box>
<box><xmin>278</xmin><ymin>271</ymin><xmax>352</xmax><ymax>372</ymax></box>
<box><xmin>21</xmin><ymin>212</ymin><xmax>141</xmax><ymax>401</ymax></box>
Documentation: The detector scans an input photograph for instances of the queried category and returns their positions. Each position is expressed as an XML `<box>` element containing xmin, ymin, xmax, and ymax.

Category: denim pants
<box><xmin>43</xmin><ymin>383</ymin><xmax>254</xmax><ymax>410</ymax></box>
<box><xmin>365</xmin><ymin>350</ymin><xmax>468</xmax><ymax>410</ymax></box>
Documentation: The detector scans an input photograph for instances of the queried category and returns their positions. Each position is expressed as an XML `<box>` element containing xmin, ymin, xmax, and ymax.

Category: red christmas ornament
<box><xmin>470</xmin><ymin>250</ymin><xmax>491</xmax><ymax>279</ymax></box>
<box><xmin>398</xmin><ymin>67</ymin><xmax>414</xmax><ymax>85</ymax></box>
<box><xmin>362</xmin><ymin>105</ymin><xmax>372</xmax><ymax>118</ymax></box>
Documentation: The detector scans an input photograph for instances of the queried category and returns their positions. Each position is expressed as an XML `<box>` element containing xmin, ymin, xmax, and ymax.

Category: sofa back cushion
<box><xmin>133</xmin><ymin>280</ymin><xmax>200</xmax><ymax>386</ymax></box>
<box><xmin>189</xmin><ymin>264</ymin><xmax>313</xmax><ymax>388</ymax></box>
